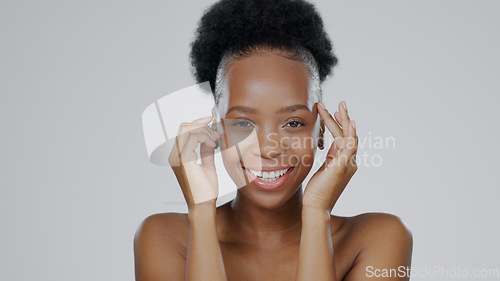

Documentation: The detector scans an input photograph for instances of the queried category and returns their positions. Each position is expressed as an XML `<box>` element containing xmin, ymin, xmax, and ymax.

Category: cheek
<box><xmin>281</xmin><ymin>132</ymin><xmax>317</xmax><ymax>168</ymax></box>
<box><xmin>219</xmin><ymin>130</ymin><xmax>261</xmax><ymax>189</ymax></box>
<box><xmin>220</xmin><ymin>145</ymin><xmax>249</xmax><ymax>189</ymax></box>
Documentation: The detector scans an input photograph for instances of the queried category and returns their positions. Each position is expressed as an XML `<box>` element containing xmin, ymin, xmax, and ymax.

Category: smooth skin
<box><xmin>134</xmin><ymin>51</ymin><xmax>413</xmax><ymax>281</ymax></box>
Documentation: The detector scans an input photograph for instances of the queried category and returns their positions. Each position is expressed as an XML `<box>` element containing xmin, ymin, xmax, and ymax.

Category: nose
<box><xmin>253</xmin><ymin>126</ymin><xmax>285</xmax><ymax>159</ymax></box>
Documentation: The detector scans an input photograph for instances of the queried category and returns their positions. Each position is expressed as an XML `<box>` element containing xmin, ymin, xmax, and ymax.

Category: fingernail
<box><xmin>352</xmin><ymin>120</ymin><xmax>356</xmax><ymax>130</ymax></box>
<box><xmin>343</xmin><ymin>101</ymin><xmax>348</xmax><ymax>111</ymax></box>
<box><xmin>318</xmin><ymin>101</ymin><xmax>326</xmax><ymax>110</ymax></box>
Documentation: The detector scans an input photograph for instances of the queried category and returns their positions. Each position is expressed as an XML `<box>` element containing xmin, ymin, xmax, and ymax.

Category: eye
<box><xmin>284</xmin><ymin>120</ymin><xmax>305</xmax><ymax>128</ymax></box>
<box><xmin>232</xmin><ymin>120</ymin><xmax>254</xmax><ymax>128</ymax></box>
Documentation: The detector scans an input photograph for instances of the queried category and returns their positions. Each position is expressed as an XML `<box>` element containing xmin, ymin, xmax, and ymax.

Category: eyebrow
<box><xmin>226</xmin><ymin>104</ymin><xmax>310</xmax><ymax>115</ymax></box>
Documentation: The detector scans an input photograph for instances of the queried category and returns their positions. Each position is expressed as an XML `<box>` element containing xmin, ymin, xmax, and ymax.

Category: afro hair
<box><xmin>189</xmin><ymin>0</ymin><xmax>338</xmax><ymax>94</ymax></box>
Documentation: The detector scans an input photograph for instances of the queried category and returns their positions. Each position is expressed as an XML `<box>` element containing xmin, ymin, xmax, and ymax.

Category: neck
<box><xmin>226</xmin><ymin>185</ymin><xmax>304</xmax><ymax>249</ymax></box>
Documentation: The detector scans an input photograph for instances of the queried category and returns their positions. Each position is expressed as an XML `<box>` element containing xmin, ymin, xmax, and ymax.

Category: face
<box><xmin>218</xmin><ymin>52</ymin><xmax>320</xmax><ymax>209</ymax></box>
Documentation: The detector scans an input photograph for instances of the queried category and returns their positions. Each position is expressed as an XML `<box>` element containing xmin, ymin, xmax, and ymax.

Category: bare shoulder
<box><xmin>329</xmin><ymin>212</ymin><xmax>411</xmax><ymax>253</ymax></box>
<box><xmin>133</xmin><ymin>212</ymin><xmax>189</xmax><ymax>281</ymax></box>
<box><xmin>134</xmin><ymin>212</ymin><xmax>189</xmax><ymax>248</ymax></box>
<box><xmin>334</xmin><ymin>212</ymin><xmax>413</xmax><ymax>281</ymax></box>
<box><xmin>342</xmin><ymin>212</ymin><xmax>412</xmax><ymax>240</ymax></box>
<box><xmin>135</xmin><ymin>212</ymin><xmax>189</xmax><ymax>234</ymax></box>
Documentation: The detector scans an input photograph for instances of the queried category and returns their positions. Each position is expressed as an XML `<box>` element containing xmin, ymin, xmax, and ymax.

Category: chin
<box><xmin>237</xmin><ymin>182</ymin><xmax>303</xmax><ymax>210</ymax></box>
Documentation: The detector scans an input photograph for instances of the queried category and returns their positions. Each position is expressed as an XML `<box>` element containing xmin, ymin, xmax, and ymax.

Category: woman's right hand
<box><xmin>168</xmin><ymin>115</ymin><xmax>222</xmax><ymax>210</ymax></box>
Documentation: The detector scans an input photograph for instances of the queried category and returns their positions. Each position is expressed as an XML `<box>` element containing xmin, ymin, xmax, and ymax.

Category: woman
<box><xmin>134</xmin><ymin>0</ymin><xmax>413</xmax><ymax>280</ymax></box>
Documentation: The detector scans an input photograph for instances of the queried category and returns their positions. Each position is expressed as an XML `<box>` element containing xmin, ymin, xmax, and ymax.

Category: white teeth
<box><xmin>246</xmin><ymin>167</ymin><xmax>291</xmax><ymax>181</ymax></box>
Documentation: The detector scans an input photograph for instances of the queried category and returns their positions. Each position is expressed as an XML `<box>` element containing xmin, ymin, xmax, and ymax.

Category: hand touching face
<box><xmin>303</xmin><ymin>101</ymin><xmax>358</xmax><ymax>212</ymax></box>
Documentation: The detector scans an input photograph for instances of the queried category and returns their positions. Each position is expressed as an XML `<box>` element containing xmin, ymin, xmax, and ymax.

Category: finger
<box><xmin>184</xmin><ymin>123</ymin><xmax>221</xmax><ymax>141</ymax></box>
<box><xmin>333</xmin><ymin>111</ymin><xmax>343</xmax><ymax>129</ymax></box>
<box><xmin>192</xmin><ymin>115</ymin><xmax>213</xmax><ymax>125</ymax></box>
<box><xmin>335</xmin><ymin>136</ymin><xmax>344</xmax><ymax>150</ymax></box>
<box><xmin>190</xmin><ymin>125</ymin><xmax>220</xmax><ymax>143</ymax></box>
<box><xmin>351</xmin><ymin>151</ymin><xmax>357</xmax><ymax>167</ymax></box>
<box><xmin>325</xmin><ymin>137</ymin><xmax>339</xmax><ymax>166</ymax></box>
<box><xmin>200</xmin><ymin>140</ymin><xmax>216</xmax><ymax>169</ymax></box>
<box><xmin>205</xmin><ymin>124</ymin><xmax>222</xmax><ymax>141</ymax></box>
<box><xmin>180</xmin><ymin>132</ymin><xmax>216</xmax><ymax>164</ymax></box>
<box><xmin>332</xmin><ymin>111</ymin><xmax>346</xmax><ymax>147</ymax></box>
<box><xmin>325</xmin><ymin>145</ymin><xmax>344</xmax><ymax>170</ymax></box>
<box><xmin>339</xmin><ymin>117</ymin><xmax>359</xmax><ymax>165</ymax></box>
<box><xmin>338</xmin><ymin>101</ymin><xmax>352</xmax><ymax>150</ymax></box>
<box><xmin>317</xmin><ymin>102</ymin><xmax>343</xmax><ymax>138</ymax></box>
<box><xmin>176</xmin><ymin>116</ymin><xmax>215</xmax><ymax>152</ymax></box>
<box><xmin>339</xmin><ymin>101</ymin><xmax>351</xmax><ymax>133</ymax></box>
<box><xmin>179</xmin><ymin>124</ymin><xmax>220</xmax><ymax>152</ymax></box>
<box><xmin>351</xmin><ymin>121</ymin><xmax>359</xmax><ymax>164</ymax></box>
<box><xmin>344</xmin><ymin>120</ymin><xmax>357</xmax><ymax>154</ymax></box>
<box><xmin>342</xmin><ymin>102</ymin><xmax>356</xmax><ymax>153</ymax></box>
<box><xmin>339</xmin><ymin>121</ymin><xmax>358</xmax><ymax>166</ymax></box>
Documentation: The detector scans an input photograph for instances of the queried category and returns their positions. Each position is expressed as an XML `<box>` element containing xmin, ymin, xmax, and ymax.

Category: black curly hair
<box><xmin>189</xmin><ymin>0</ymin><xmax>338</xmax><ymax>95</ymax></box>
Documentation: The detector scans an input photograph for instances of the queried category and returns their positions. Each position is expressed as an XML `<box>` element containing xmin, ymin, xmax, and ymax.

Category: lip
<box><xmin>242</xmin><ymin>166</ymin><xmax>294</xmax><ymax>191</ymax></box>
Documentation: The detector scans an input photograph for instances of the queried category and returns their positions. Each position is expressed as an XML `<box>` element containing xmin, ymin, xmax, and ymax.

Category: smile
<box><xmin>242</xmin><ymin>166</ymin><xmax>295</xmax><ymax>190</ymax></box>
<box><xmin>245</xmin><ymin>167</ymin><xmax>292</xmax><ymax>181</ymax></box>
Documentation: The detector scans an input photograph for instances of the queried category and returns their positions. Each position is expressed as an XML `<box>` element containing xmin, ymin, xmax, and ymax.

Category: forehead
<box><xmin>225</xmin><ymin>54</ymin><xmax>310</xmax><ymax>105</ymax></box>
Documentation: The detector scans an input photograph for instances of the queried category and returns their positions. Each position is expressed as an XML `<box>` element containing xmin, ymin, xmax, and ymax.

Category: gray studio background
<box><xmin>1</xmin><ymin>0</ymin><xmax>499</xmax><ymax>280</ymax></box>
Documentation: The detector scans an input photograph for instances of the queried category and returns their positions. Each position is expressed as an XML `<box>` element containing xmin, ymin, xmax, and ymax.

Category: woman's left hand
<box><xmin>303</xmin><ymin>101</ymin><xmax>358</xmax><ymax>213</ymax></box>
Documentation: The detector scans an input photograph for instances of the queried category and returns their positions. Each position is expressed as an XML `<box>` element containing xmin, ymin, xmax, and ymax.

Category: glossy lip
<box><xmin>242</xmin><ymin>166</ymin><xmax>294</xmax><ymax>191</ymax></box>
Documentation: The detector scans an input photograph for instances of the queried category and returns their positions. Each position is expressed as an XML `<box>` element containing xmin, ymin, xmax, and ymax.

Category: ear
<box><xmin>318</xmin><ymin>119</ymin><xmax>325</xmax><ymax>150</ymax></box>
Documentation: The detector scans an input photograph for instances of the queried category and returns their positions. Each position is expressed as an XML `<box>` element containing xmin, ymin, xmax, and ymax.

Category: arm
<box><xmin>133</xmin><ymin>206</ymin><xmax>229</xmax><ymax>281</ymax></box>
<box><xmin>297</xmin><ymin>101</ymin><xmax>355</xmax><ymax>281</ymax></box>
<box><xmin>295</xmin><ymin>207</ymin><xmax>337</xmax><ymax>281</ymax></box>
<box><xmin>185</xmin><ymin>203</ymin><xmax>228</xmax><ymax>281</ymax></box>
<box><xmin>135</xmin><ymin>114</ymin><xmax>228</xmax><ymax>280</ymax></box>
